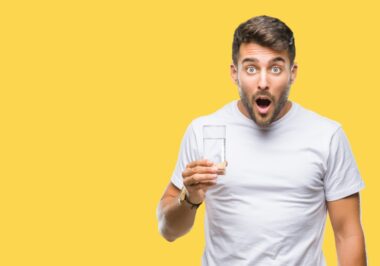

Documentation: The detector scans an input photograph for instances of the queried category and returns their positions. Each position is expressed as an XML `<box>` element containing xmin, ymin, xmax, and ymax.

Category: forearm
<box><xmin>335</xmin><ymin>233</ymin><xmax>367</xmax><ymax>266</ymax></box>
<box><xmin>157</xmin><ymin>196</ymin><xmax>197</xmax><ymax>242</ymax></box>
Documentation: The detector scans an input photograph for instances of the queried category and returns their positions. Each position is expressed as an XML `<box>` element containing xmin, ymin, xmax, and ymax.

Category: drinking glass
<box><xmin>202</xmin><ymin>125</ymin><xmax>226</xmax><ymax>168</ymax></box>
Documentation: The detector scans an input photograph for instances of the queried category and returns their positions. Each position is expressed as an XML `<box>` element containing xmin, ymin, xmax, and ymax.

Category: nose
<box><xmin>258</xmin><ymin>71</ymin><xmax>269</xmax><ymax>90</ymax></box>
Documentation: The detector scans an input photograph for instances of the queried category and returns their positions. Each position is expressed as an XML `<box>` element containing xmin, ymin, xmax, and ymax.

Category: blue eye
<box><xmin>247</xmin><ymin>66</ymin><xmax>256</xmax><ymax>74</ymax></box>
<box><xmin>272</xmin><ymin>66</ymin><xmax>281</xmax><ymax>74</ymax></box>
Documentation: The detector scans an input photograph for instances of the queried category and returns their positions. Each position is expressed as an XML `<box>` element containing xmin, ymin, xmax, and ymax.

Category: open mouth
<box><xmin>256</xmin><ymin>98</ymin><xmax>271</xmax><ymax>107</ymax></box>
<box><xmin>255</xmin><ymin>97</ymin><xmax>272</xmax><ymax>114</ymax></box>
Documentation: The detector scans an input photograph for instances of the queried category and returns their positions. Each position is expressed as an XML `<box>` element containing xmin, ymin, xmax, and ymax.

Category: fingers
<box><xmin>182</xmin><ymin>165</ymin><xmax>217</xmax><ymax>178</ymax></box>
<box><xmin>180</xmin><ymin>160</ymin><xmax>223</xmax><ymax>203</ymax></box>
<box><xmin>186</xmin><ymin>159</ymin><xmax>214</xmax><ymax>169</ymax></box>
<box><xmin>183</xmin><ymin>173</ymin><xmax>217</xmax><ymax>187</ymax></box>
<box><xmin>187</xmin><ymin>181</ymin><xmax>217</xmax><ymax>191</ymax></box>
<box><xmin>182</xmin><ymin>160</ymin><xmax>228</xmax><ymax>188</ymax></box>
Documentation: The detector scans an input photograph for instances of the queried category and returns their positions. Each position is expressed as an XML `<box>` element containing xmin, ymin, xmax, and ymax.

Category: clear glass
<box><xmin>202</xmin><ymin>125</ymin><xmax>226</xmax><ymax>168</ymax></box>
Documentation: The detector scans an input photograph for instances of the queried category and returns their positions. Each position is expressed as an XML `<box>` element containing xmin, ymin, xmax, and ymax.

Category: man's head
<box><xmin>231</xmin><ymin>15</ymin><xmax>298</xmax><ymax>128</ymax></box>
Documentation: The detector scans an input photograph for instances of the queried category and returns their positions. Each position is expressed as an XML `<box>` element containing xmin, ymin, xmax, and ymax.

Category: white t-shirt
<box><xmin>170</xmin><ymin>100</ymin><xmax>365</xmax><ymax>266</ymax></box>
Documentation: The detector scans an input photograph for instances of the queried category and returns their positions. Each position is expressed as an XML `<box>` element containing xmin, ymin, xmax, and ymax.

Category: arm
<box><xmin>156</xmin><ymin>160</ymin><xmax>221</xmax><ymax>242</ymax></box>
<box><xmin>156</xmin><ymin>182</ymin><xmax>197</xmax><ymax>242</ymax></box>
<box><xmin>327</xmin><ymin>192</ymin><xmax>367</xmax><ymax>266</ymax></box>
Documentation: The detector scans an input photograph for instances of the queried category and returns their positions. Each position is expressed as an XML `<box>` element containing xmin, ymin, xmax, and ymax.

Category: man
<box><xmin>156</xmin><ymin>15</ymin><xmax>367</xmax><ymax>265</ymax></box>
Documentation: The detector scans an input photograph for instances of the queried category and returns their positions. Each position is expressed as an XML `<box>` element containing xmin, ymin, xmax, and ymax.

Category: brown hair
<box><xmin>232</xmin><ymin>15</ymin><xmax>295</xmax><ymax>66</ymax></box>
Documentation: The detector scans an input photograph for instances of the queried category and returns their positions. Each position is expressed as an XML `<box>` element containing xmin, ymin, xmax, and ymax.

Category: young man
<box><xmin>157</xmin><ymin>15</ymin><xmax>367</xmax><ymax>266</ymax></box>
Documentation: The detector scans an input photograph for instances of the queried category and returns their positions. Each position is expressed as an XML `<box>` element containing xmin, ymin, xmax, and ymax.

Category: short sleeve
<box><xmin>324</xmin><ymin>127</ymin><xmax>365</xmax><ymax>201</ymax></box>
<box><xmin>170</xmin><ymin>123</ymin><xmax>200</xmax><ymax>190</ymax></box>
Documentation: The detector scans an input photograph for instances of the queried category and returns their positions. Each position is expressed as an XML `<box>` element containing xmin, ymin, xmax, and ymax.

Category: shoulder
<box><xmin>189</xmin><ymin>100</ymin><xmax>236</xmax><ymax>130</ymax></box>
<box><xmin>294</xmin><ymin>103</ymin><xmax>342</xmax><ymax>135</ymax></box>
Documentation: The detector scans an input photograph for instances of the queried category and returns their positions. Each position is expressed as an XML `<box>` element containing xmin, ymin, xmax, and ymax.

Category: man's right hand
<box><xmin>182</xmin><ymin>159</ymin><xmax>225</xmax><ymax>204</ymax></box>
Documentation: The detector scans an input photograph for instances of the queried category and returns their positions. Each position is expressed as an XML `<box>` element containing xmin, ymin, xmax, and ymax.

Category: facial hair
<box><xmin>238</xmin><ymin>84</ymin><xmax>290</xmax><ymax>128</ymax></box>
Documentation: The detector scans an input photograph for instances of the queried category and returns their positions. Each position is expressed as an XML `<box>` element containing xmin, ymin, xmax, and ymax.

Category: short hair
<box><xmin>232</xmin><ymin>15</ymin><xmax>296</xmax><ymax>66</ymax></box>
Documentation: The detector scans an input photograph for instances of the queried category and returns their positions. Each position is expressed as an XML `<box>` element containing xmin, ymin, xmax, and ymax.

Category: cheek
<box><xmin>272</xmin><ymin>74</ymin><xmax>289</xmax><ymax>83</ymax></box>
<box><xmin>271</xmin><ymin>76</ymin><xmax>291</xmax><ymax>90</ymax></box>
<box><xmin>239</xmin><ymin>81</ymin><xmax>255</xmax><ymax>98</ymax></box>
<box><xmin>239</xmin><ymin>75</ymin><xmax>257</xmax><ymax>89</ymax></box>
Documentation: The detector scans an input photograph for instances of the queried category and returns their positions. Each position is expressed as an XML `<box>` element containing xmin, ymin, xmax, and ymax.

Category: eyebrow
<box><xmin>241</xmin><ymin>56</ymin><xmax>286</xmax><ymax>65</ymax></box>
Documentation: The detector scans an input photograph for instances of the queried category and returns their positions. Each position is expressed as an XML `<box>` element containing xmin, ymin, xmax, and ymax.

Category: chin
<box><xmin>256</xmin><ymin>119</ymin><xmax>272</xmax><ymax>128</ymax></box>
<box><xmin>252</xmin><ymin>113</ymin><xmax>273</xmax><ymax>128</ymax></box>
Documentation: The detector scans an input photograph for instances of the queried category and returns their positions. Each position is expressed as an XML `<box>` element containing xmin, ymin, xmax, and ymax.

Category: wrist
<box><xmin>179</xmin><ymin>187</ymin><xmax>203</xmax><ymax>210</ymax></box>
<box><xmin>185</xmin><ymin>190</ymin><xmax>203</xmax><ymax>205</ymax></box>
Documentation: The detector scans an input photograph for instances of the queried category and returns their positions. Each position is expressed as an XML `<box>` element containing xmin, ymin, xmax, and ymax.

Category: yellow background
<box><xmin>0</xmin><ymin>0</ymin><xmax>378</xmax><ymax>265</ymax></box>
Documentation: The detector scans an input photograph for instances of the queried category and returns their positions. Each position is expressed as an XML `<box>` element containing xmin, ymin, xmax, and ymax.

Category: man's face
<box><xmin>231</xmin><ymin>42</ymin><xmax>298</xmax><ymax>128</ymax></box>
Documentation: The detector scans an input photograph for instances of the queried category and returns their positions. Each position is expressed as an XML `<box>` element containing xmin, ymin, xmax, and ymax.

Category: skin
<box><xmin>156</xmin><ymin>160</ymin><xmax>222</xmax><ymax>242</ymax></box>
<box><xmin>157</xmin><ymin>42</ymin><xmax>366</xmax><ymax>266</ymax></box>
<box><xmin>327</xmin><ymin>193</ymin><xmax>367</xmax><ymax>265</ymax></box>
<box><xmin>230</xmin><ymin>42</ymin><xmax>298</xmax><ymax>128</ymax></box>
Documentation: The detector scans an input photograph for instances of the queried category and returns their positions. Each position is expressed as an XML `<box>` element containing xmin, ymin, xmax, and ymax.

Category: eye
<box><xmin>246</xmin><ymin>66</ymin><xmax>257</xmax><ymax>74</ymax></box>
<box><xmin>271</xmin><ymin>66</ymin><xmax>281</xmax><ymax>74</ymax></box>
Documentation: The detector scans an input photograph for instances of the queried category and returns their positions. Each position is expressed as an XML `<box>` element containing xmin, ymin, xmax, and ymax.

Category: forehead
<box><xmin>238</xmin><ymin>42</ymin><xmax>290</xmax><ymax>65</ymax></box>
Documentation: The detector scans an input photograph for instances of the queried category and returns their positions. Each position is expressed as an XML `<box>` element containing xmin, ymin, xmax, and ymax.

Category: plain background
<box><xmin>0</xmin><ymin>0</ymin><xmax>378</xmax><ymax>265</ymax></box>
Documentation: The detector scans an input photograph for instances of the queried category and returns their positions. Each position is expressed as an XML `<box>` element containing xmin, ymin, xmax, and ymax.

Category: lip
<box><xmin>255</xmin><ymin>95</ymin><xmax>272</xmax><ymax>101</ymax></box>
<box><xmin>254</xmin><ymin>97</ymin><xmax>272</xmax><ymax>115</ymax></box>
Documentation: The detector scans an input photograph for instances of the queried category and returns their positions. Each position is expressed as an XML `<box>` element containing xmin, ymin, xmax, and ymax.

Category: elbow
<box><xmin>157</xmin><ymin>213</ymin><xmax>177</xmax><ymax>242</ymax></box>
<box><xmin>162</xmin><ymin>232</ymin><xmax>177</xmax><ymax>242</ymax></box>
<box><xmin>159</xmin><ymin>224</ymin><xmax>192</xmax><ymax>242</ymax></box>
<box><xmin>157</xmin><ymin>203</ymin><xmax>178</xmax><ymax>242</ymax></box>
<box><xmin>158</xmin><ymin>224</ymin><xmax>178</xmax><ymax>242</ymax></box>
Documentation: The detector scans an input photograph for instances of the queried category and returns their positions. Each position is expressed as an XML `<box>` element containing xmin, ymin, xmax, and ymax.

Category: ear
<box><xmin>290</xmin><ymin>63</ymin><xmax>298</xmax><ymax>85</ymax></box>
<box><xmin>230</xmin><ymin>63</ymin><xmax>238</xmax><ymax>85</ymax></box>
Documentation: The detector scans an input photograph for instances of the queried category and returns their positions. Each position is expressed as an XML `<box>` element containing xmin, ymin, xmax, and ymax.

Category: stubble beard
<box><xmin>238</xmin><ymin>84</ymin><xmax>291</xmax><ymax>128</ymax></box>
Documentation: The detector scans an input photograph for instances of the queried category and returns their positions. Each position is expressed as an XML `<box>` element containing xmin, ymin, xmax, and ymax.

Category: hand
<box><xmin>182</xmin><ymin>159</ymin><xmax>225</xmax><ymax>204</ymax></box>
